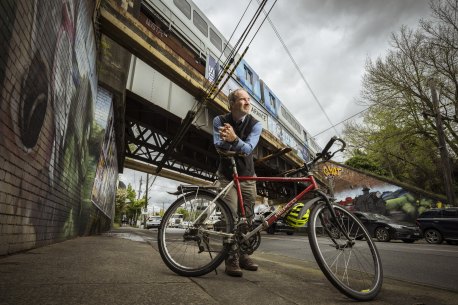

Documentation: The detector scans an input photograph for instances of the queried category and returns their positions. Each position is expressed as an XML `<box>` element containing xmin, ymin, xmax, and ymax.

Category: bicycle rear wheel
<box><xmin>158</xmin><ymin>192</ymin><xmax>234</xmax><ymax>277</ymax></box>
<box><xmin>308</xmin><ymin>202</ymin><xmax>383</xmax><ymax>301</ymax></box>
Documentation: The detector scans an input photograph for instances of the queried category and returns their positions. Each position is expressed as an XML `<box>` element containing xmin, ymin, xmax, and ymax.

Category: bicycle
<box><xmin>158</xmin><ymin>137</ymin><xmax>383</xmax><ymax>301</ymax></box>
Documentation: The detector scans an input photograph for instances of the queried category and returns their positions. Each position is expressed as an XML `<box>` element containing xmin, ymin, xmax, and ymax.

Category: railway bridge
<box><xmin>0</xmin><ymin>0</ymin><xmax>447</xmax><ymax>256</ymax></box>
<box><xmin>0</xmin><ymin>0</ymin><xmax>322</xmax><ymax>256</ymax></box>
<box><xmin>98</xmin><ymin>0</ymin><xmax>317</xmax><ymax>199</ymax></box>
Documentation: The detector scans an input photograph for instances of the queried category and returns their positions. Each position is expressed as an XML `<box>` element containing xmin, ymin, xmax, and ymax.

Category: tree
<box><xmin>344</xmin><ymin>0</ymin><xmax>457</xmax><ymax>201</ymax></box>
<box><xmin>344</xmin><ymin>150</ymin><xmax>387</xmax><ymax>176</ymax></box>
<box><xmin>114</xmin><ymin>183</ymin><xmax>144</xmax><ymax>225</ymax></box>
<box><xmin>115</xmin><ymin>188</ymin><xmax>128</xmax><ymax>223</ymax></box>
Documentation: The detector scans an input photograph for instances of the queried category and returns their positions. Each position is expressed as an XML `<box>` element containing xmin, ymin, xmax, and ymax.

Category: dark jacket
<box><xmin>217</xmin><ymin>113</ymin><xmax>259</xmax><ymax>180</ymax></box>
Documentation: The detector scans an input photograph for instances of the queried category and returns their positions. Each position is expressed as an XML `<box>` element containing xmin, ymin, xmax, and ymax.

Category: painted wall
<box><xmin>0</xmin><ymin>0</ymin><xmax>118</xmax><ymax>255</ymax></box>
<box><xmin>318</xmin><ymin>163</ymin><xmax>443</xmax><ymax>223</ymax></box>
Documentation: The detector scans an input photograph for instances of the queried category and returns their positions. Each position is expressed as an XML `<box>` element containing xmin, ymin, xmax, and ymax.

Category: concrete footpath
<box><xmin>0</xmin><ymin>227</ymin><xmax>456</xmax><ymax>305</ymax></box>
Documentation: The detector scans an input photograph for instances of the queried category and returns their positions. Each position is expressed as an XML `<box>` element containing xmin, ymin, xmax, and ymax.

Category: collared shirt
<box><xmin>213</xmin><ymin>115</ymin><xmax>262</xmax><ymax>155</ymax></box>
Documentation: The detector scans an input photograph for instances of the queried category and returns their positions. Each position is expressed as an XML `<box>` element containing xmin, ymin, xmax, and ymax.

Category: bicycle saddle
<box><xmin>216</xmin><ymin>148</ymin><xmax>247</xmax><ymax>158</ymax></box>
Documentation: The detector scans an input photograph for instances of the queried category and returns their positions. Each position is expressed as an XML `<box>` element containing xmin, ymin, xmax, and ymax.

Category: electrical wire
<box><xmin>256</xmin><ymin>0</ymin><xmax>339</xmax><ymax>136</ymax></box>
<box><xmin>187</xmin><ymin>0</ymin><xmax>269</xmax><ymax>118</ymax></box>
<box><xmin>208</xmin><ymin>0</ymin><xmax>279</xmax><ymax>101</ymax></box>
<box><xmin>248</xmin><ymin>0</ymin><xmax>278</xmax><ymax>46</ymax></box>
<box><xmin>204</xmin><ymin>0</ymin><xmax>270</xmax><ymax>100</ymax></box>
<box><xmin>313</xmin><ymin>107</ymin><xmax>370</xmax><ymax>137</ymax></box>
<box><xmin>202</xmin><ymin>0</ymin><xmax>254</xmax><ymax>93</ymax></box>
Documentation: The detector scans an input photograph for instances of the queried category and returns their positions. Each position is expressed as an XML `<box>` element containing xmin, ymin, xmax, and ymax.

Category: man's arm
<box><xmin>231</xmin><ymin>121</ymin><xmax>262</xmax><ymax>154</ymax></box>
<box><xmin>213</xmin><ymin>116</ymin><xmax>232</xmax><ymax>150</ymax></box>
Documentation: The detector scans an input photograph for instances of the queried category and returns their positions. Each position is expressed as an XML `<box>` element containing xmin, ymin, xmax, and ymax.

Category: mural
<box><xmin>91</xmin><ymin>89</ymin><xmax>119</xmax><ymax>219</ymax></box>
<box><xmin>0</xmin><ymin>0</ymin><xmax>117</xmax><ymax>254</ymax></box>
<box><xmin>319</xmin><ymin>163</ymin><xmax>443</xmax><ymax>223</ymax></box>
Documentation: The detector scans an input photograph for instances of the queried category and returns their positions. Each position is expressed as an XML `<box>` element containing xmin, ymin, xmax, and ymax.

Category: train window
<box><xmin>193</xmin><ymin>10</ymin><xmax>208</xmax><ymax>37</ymax></box>
<box><xmin>244</xmin><ymin>65</ymin><xmax>253</xmax><ymax>86</ymax></box>
<box><xmin>268</xmin><ymin>93</ymin><xmax>276</xmax><ymax>109</ymax></box>
<box><xmin>210</xmin><ymin>28</ymin><xmax>222</xmax><ymax>51</ymax></box>
<box><xmin>173</xmin><ymin>0</ymin><xmax>191</xmax><ymax>19</ymax></box>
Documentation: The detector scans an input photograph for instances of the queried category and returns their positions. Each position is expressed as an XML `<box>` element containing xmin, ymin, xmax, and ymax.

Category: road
<box><xmin>257</xmin><ymin>233</ymin><xmax>458</xmax><ymax>291</ymax></box>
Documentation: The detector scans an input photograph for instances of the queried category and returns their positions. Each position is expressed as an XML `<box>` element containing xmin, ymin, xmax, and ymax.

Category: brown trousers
<box><xmin>216</xmin><ymin>175</ymin><xmax>257</xmax><ymax>223</ymax></box>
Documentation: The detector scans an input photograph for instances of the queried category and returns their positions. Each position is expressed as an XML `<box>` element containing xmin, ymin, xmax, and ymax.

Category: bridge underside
<box><xmin>97</xmin><ymin>1</ymin><xmax>319</xmax><ymax>201</ymax></box>
<box><xmin>124</xmin><ymin>91</ymin><xmax>310</xmax><ymax>200</ymax></box>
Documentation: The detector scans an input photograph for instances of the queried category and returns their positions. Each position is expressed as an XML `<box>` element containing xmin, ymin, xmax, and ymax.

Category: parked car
<box><xmin>146</xmin><ymin>216</ymin><xmax>162</xmax><ymax>229</ymax></box>
<box><xmin>352</xmin><ymin>211</ymin><xmax>422</xmax><ymax>243</ymax></box>
<box><xmin>416</xmin><ymin>208</ymin><xmax>458</xmax><ymax>244</ymax></box>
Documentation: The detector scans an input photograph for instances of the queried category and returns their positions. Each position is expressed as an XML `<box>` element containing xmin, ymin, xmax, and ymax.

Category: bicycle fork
<box><xmin>315</xmin><ymin>193</ymin><xmax>355</xmax><ymax>249</ymax></box>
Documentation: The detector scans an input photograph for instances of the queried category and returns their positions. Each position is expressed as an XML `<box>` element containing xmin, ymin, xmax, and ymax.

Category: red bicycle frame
<box><xmin>233</xmin><ymin>172</ymin><xmax>318</xmax><ymax>227</ymax></box>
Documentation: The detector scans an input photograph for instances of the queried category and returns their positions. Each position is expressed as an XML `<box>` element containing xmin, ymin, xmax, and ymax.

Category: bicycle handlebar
<box><xmin>218</xmin><ymin>137</ymin><xmax>346</xmax><ymax>177</ymax></box>
<box><xmin>312</xmin><ymin>136</ymin><xmax>346</xmax><ymax>163</ymax></box>
<box><xmin>282</xmin><ymin>137</ymin><xmax>346</xmax><ymax>177</ymax></box>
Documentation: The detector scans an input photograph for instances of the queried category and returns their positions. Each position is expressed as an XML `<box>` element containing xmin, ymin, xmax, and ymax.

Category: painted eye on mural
<box><xmin>19</xmin><ymin>53</ymin><xmax>49</xmax><ymax>149</ymax></box>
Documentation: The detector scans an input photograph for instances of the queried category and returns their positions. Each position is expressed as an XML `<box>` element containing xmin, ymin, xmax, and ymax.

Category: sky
<box><xmin>119</xmin><ymin>0</ymin><xmax>434</xmax><ymax>212</ymax></box>
<box><xmin>192</xmin><ymin>0</ymin><xmax>432</xmax><ymax>144</ymax></box>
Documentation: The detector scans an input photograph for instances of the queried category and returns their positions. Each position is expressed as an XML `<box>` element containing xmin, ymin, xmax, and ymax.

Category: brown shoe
<box><xmin>225</xmin><ymin>254</ymin><xmax>243</xmax><ymax>277</ymax></box>
<box><xmin>239</xmin><ymin>254</ymin><xmax>258</xmax><ymax>271</ymax></box>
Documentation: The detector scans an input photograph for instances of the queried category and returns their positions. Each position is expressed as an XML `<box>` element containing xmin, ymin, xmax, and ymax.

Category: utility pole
<box><xmin>429</xmin><ymin>79</ymin><xmax>456</xmax><ymax>206</ymax></box>
<box><xmin>134</xmin><ymin>176</ymin><xmax>143</xmax><ymax>226</ymax></box>
<box><xmin>137</xmin><ymin>176</ymin><xmax>143</xmax><ymax>200</ymax></box>
<box><xmin>144</xmin><ymin>174</ymin><xmax>149</xmax><ymax>228</ymax></box>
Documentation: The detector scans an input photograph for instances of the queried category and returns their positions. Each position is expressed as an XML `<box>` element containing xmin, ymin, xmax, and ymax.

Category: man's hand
<box><xmin>219</xmin><ymin>123</ymin><xmax>237</xmax><ymax>143</ymax></box>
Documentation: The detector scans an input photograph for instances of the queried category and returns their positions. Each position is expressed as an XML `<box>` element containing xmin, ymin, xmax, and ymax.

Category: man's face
<box><xmin>232</xmin><ymin>90</ymin><xmax>252</xmax><ymax>116</ymax></box>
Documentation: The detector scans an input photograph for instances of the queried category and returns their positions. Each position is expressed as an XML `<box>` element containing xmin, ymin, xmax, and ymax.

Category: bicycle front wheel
<box><xmin>308</xmin><ymin>202</ymin><xmax>383</xmax><ymax>301</ymax></box>
<box><xmin>158</xmin><ymin>191</ymin><xmax>234</xmax><ymax>277</ymax></box>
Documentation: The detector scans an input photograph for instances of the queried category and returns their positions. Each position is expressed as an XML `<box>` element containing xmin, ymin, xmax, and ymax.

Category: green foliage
<box><xmin>344</xmin><ymin>0</ymin><xmax>458</xmax><ymax>198</ymax></box>
<box><xmin>177</xmin><ymin>207</ymin><xmax>189</xmax><ymax>220</ymax></box>
<box><xmin>345</xmin><ymin>151</ymin><xmax>387</xmax><ymax>175</ymax></box>
<box><xmin>115</xmin><ymin>184</ymin><xmax>146</xmax><ymax>224</ymax></box>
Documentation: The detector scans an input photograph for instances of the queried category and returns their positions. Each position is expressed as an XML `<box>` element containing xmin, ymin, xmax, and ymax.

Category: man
<box><xmin>213</xmin><ymin>88</ymin><xmax>263</xmax><ymax>277</ymax></box>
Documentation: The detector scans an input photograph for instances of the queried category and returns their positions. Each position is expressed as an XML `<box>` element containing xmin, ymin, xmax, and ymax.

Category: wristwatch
<box><xmin>231</xmin><ymin>137</ymin><xmax>239</xmax><ymax>146</ymax></box>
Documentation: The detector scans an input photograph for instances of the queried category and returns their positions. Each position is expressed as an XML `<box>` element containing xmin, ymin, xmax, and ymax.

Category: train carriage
<box><xmin>140</xmin><ymin>0</ymin><xmax>320</xmax><ymax>161</ymax></box>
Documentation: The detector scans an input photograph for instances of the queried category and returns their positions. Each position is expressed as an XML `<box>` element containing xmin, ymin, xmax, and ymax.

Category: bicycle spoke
<box><xmin>308</xmin><ymin>202</ymin><xmax>383</xmax><ymax>301</ymax></box>
<box><xmin>158</xmin><ymin>192</ymin><xmax>234</xmax><ymax>277</ymax></box>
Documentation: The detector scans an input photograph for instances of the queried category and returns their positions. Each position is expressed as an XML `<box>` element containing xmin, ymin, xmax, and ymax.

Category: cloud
<box><xmin>193</xmin><ymin>0</ymin><xmax>431</xmax><ymax>147</ymax></box>
<box><xmin>119</xmin><ymin>168</ymin><xmax>181</xmax><ymax>211</ymax></box>
<box><xmin>119</xmin><ymin>0</ymin><xmax>432</xmax><ymax>192</ymax></box>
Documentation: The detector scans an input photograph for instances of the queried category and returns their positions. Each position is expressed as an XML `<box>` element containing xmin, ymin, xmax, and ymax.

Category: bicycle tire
<box><xmin>158</xmin><ymin>191</ymin><xmax>234</xmax><ymax>277</ymax></box>
<box><xmin>308</xmin><ymin>202</ymin><xmax>383</xmax><ymax>301</ymax></box>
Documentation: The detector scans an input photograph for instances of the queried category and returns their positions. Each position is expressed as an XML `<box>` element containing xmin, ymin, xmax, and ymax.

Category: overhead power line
<box><xmin>313</xmin><ymin>106</ymin><xmax>370</xmax><ymax>137</ymax></box>
<box><xmin>203</xmin><ymin>0</ymin><xmax>271</xmax><ymax>100</ymax></box>
<box><xmin>257</xmin><ymin>0</ymin><xmax>339</xmax><ymax>136</ymax></box>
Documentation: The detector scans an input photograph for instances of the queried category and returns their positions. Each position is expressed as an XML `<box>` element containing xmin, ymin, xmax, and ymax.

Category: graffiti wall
<box><xmin>318</xmin><ymin>163</ymin><xmax>444</xmax><ymax>223</ymax></box>
<box><xmin>91</xmin><ymin>88</ymin><xmax>119</xmax><ymax>220</ymax></box>
<box><xmin>0</xmin><ymin>0</ymin><xmax>118</xmax><ymax>255</ymax></box>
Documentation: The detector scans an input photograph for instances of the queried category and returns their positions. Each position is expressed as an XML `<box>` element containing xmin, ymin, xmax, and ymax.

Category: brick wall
<box><xmin>0</xmin><ymin>0</ymin><xmax>117</xmax><ymax>255</ymax></box>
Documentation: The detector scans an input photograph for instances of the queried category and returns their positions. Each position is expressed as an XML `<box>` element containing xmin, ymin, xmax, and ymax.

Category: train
<box><xmin>134</xmin><ymin>0</ymin><xmax>321</xmax><ymax>160</ymax></box>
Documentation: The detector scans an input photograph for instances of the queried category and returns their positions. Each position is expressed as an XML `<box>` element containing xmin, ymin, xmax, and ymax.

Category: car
<box><xmin>146</xmin><ymin>216</ymin><xmax>162</xmax><ymax>229</ymax></box>
<box><xmin>416</xmin><ymin>208</ymin><xmax>458</xmax><ymax>244</ymax></box>
<box><xmin>352</xmin><ymin>211</ymin><xmax>422</xmax><ymax>243</ymax></box>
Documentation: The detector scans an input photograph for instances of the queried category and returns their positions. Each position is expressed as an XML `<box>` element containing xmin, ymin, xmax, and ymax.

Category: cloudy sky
<box><xmin>120</xmin><ymin>0</ymin><xmax>434</xmax><ymax>211</ymax></box>
<box><xmin>192</xmin><ymin>0</ymin><xmax>432</xmax><ymax>143</ymax></box>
